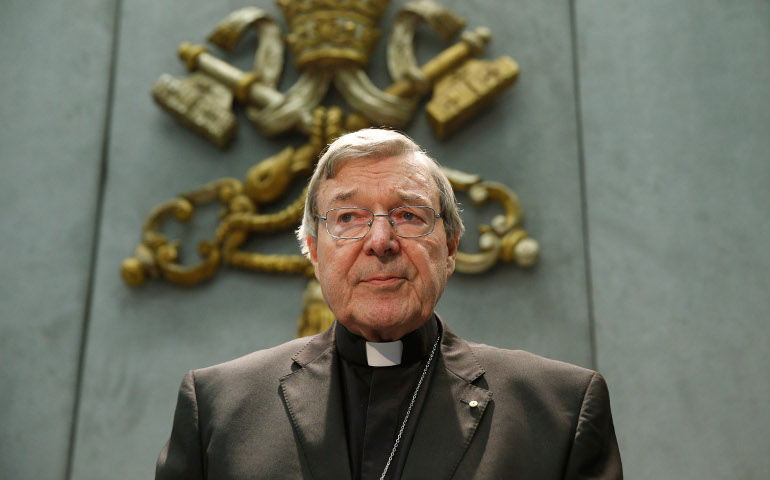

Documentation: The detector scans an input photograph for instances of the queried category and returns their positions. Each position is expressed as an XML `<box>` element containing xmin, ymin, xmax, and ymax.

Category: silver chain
<box><xmin>379</xmin><ymin>335</ymin><xmax>441</xmax><ymax>480</ymax></box>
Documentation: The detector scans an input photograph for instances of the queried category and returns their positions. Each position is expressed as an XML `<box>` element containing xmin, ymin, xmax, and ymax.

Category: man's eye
<box><xmin>339</xmin><ymin>213</ymin><xmax>354</xmax><ymax>223</ymax></box>
<box><xmin>394</xmin><ymin>209</ymin><xmax>425</xmax><ymax>223</ymax></box>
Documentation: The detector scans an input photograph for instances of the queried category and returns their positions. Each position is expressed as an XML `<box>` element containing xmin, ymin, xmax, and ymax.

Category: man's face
<box><xmin>307</xmin><ymin>155</ymin><xmax>459</xmax><ymax>342</ymax></box>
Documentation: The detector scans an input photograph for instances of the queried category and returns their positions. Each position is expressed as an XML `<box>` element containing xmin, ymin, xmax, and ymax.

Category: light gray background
<box><xmin>1</xmin><ymin>0</ymin><xmax>767</xmax><ymax>479</ymax></box>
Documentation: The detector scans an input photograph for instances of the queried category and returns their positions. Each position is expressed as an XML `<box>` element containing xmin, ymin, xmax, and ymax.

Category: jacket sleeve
<box><xmin>155</xmin><ymin>370</ymin><xmax>205</xmax><ymax>480</ymax></box>
<box><xmin>563</xmin><ymin>372</ymin><xmax>623</xmax><ymax>479</ymax></box>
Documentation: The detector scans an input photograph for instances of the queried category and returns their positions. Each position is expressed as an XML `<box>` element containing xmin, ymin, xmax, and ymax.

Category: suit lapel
<box><xmin>279</xmin><ymin>326</ymin><xmax>352</xmax><ymax>480</ymax></box>
<box><xmin>403</xmin><ymin>323</ymin><xmax>492</xmax><ymax>480</ymax></box>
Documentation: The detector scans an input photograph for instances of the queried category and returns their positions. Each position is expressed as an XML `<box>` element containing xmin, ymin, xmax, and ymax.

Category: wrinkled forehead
<box><xmin>318</xmin><ymin>154</ymin><xmax>439</xmax><ymax>207</ymax></box>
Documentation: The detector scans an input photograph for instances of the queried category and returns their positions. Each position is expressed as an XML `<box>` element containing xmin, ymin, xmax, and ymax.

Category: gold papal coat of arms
<box><xmin>121</xmin><ymin>0</ymin><xmax>540</xmax><ymax>337</ymax></box>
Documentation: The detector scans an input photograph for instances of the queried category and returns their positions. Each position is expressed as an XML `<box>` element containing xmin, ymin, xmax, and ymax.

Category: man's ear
<box><xmin>446</xmin><ymin>232</ymin><xmax>459</xmax><ymax>275</ymax></box>
<box><xmin>307</xmin><ymin>236</ymin><xmax>321</xmax><ymax>281</ymax></box>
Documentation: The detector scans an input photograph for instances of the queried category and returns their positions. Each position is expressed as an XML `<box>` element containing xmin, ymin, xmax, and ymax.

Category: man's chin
<box><xmin>345</xmin><ymin>307</ymin><xmax>426</xmax><ymax>341</ymax></box>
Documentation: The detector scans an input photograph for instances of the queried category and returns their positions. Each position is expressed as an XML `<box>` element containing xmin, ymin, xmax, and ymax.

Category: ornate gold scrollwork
<box><xmin>443</xmin><ymin>167</ymin><xmax>540</xmax><ymax>273</ymax></box>
<box><xmin>297</xmin><ymin>279</ymin><xmax>337</xmax><ymax>338</ymax></box>
<box><xmin>129</xmin><ymin>1</ymin><xmax>539</xmax><ymax>337</ymax></box>
<box><xmin>121</xmin><ymin>178</ymin><xmax>241</xmax><ymax>286</ymax></box>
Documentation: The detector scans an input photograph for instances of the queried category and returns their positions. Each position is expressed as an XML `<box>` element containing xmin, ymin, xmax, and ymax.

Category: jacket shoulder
<box><xmin>466</xmin><ymin>341</ymin><xmax>599</xmax><ymax>405</ymax></box>
<box><xmin>190</xmin><ymin>335</ymin><xmax>316</xmax><ymax>397</ymax></box>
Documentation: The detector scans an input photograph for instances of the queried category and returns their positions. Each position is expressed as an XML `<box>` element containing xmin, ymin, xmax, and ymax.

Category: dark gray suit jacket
<box><xmin>156</xmin><ymin>321</ymin><xmax>622</xmax><ymax>479</ymax></box>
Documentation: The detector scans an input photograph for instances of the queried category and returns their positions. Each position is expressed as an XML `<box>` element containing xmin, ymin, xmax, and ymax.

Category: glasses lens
<box><xmin>327</xmin><ymin>208</ymin><xmax>372</xmax><ymax>238</ymax></box>
<box><xmin>390</xmin><ymin>206</ymin><xmax>435</xmax><ymax>237</ymax></box>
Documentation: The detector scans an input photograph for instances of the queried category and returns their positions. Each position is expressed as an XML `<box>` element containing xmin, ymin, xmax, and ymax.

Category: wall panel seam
<box><xmin>568</xmin><ymin>0</ymin><xmax>598</xmax><ymax>371</ymax></box>
<box><xmin>65</xmin><ymin>0</ymin><xmax>124</xmax><ymax>478</ymax></box>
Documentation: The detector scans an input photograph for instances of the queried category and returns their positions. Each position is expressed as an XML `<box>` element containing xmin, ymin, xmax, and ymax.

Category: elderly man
<box><xmin>156</xmin><ymin>129</ymin><xmax>622</xmax><ymax>479</ymax></box>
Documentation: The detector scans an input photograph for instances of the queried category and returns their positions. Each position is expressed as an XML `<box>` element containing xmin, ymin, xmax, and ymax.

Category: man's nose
<box><xmin>365</xmin><ymin>215</ymin><xmax>400</xmax><ymax>256</ymax></box>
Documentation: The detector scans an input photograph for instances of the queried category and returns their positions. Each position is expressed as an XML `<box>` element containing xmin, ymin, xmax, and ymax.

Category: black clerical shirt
<box><xmin>335</xmin><ymin>316</ymin><xmax>440</xmax><ymax>480</ymax></box>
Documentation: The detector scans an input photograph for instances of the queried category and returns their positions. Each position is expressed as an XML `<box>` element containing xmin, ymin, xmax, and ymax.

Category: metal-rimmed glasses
<box><xmin>317</xmin><ymin>206</ymin><xmax>442</xmax><ymax>239</ymax></box>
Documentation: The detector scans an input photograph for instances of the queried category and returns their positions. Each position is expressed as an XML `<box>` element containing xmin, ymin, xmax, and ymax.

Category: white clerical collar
<box><xmin>365</xmin><ymin>340</ymin><xmax>403</xmax><ymax>367</ymax></box>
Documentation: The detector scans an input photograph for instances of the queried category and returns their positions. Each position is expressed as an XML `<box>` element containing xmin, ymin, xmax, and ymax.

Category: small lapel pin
<box><xmin>468</xmin><ymin>400</ymin><xmax>479</xmax><ymax>408</ymax></box>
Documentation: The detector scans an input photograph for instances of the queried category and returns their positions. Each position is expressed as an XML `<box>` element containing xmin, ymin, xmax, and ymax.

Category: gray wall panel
<box><xmin>0</xmin><ymin>0</ymin><xmax>117</xmax><ymax>479</ymax></box>
<box><xmin>434</xmin><ymin>0</ymin><xmax>591</xmax><ymax>365</ymax></box>
<box><xmin>577</xmin><ymin>0</ymin><xmax>770</xmax><ymax>478</ymax></box>
<box><xmin>70</xmin><ymin>1</ymin><xmax>590</xmax><ymax>478</ymax></box>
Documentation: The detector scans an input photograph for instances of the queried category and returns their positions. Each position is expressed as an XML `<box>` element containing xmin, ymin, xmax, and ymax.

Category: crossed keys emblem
<box><xmin>121</xmin><ymin>0</ymin><xmax>540</xmax><ymax>337</ymax></box>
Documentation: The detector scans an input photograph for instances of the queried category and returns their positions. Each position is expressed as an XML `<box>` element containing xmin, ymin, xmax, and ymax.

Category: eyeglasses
<box><xmin>317</xmin><ymin>206</ymin><xmax>442</xmax><ymax>239</ymax></box>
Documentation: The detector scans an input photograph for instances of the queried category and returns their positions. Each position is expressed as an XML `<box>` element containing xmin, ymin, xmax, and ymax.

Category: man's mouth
<box><xmin>360</xmin><ymin>275</ymin><xmax>405</xmax><ymax>287</ymax></box>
